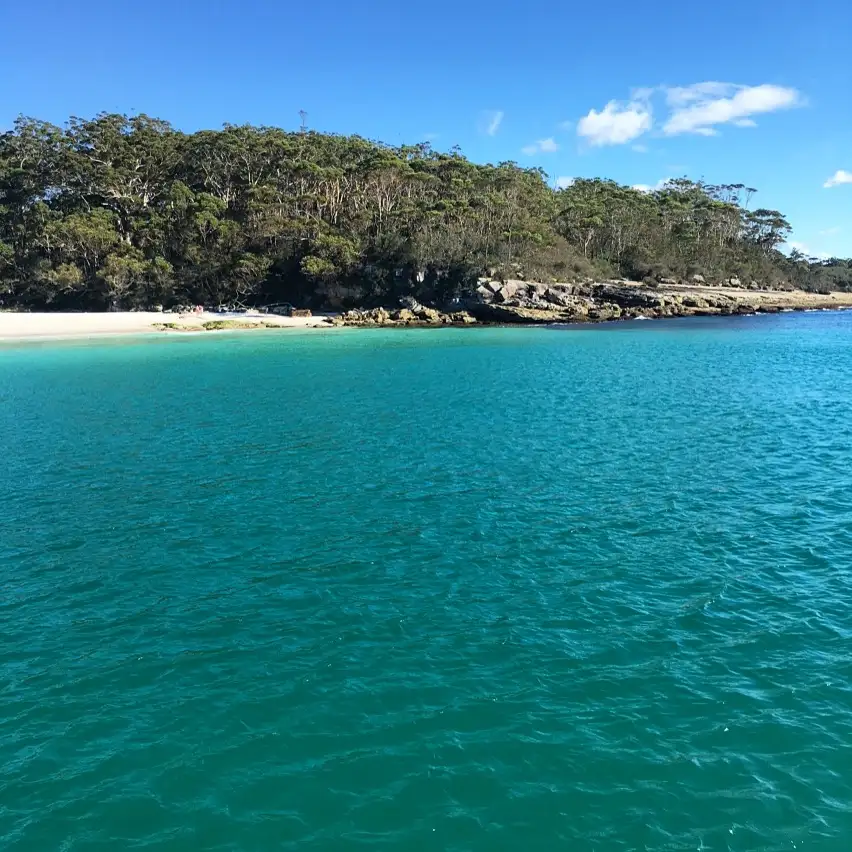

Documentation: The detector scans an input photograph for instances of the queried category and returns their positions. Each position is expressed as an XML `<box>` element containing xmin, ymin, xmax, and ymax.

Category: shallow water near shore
<box><xmin>2</xmin><ymin>312</ymin><xmax>852</xmax><ymax>850</ymax></box>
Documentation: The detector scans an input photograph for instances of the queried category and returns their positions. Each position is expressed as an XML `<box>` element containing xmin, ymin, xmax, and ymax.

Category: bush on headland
<box><xmin>1</xmin><ymin>113</ymin><xmax>850</xmax><ymax>312</ymax></box>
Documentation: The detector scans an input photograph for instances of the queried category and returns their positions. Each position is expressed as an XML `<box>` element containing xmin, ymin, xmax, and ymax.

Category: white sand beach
<box><xmin>0</xmin><ymin>311</ymin><xmax>334</xmax><ymax>341</ymax></box>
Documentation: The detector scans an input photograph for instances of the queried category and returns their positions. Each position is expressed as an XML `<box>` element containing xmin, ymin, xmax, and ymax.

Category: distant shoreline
<box><xmin>3</xmin><ymin>285</ymin><xmax>852</xmax><ymax>342</ymax></box>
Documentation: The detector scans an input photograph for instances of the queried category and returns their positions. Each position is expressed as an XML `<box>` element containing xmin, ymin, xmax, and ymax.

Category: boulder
<box><xmin>492</xmin><ymin>285</ymin><xmax>518</xmax><ymax>304</ymax></box>
<box><xmin>543</xmin><ymin>287</ymin><xmax>574</xmax><ymax>307</ymax></box>
<box><xmin>416</xmin><ymin>307</ymin><xmax>441</xmax><ymax>323</ymax></box>
<box><xmin>690</xmin><ymin>274</ymin><xmax>705</xmax><ymax>284</ymax></box>
<box><xmin>728</xmin><ymin>277</ymin><xmax>742</xmax><ymax>287</ymax></box>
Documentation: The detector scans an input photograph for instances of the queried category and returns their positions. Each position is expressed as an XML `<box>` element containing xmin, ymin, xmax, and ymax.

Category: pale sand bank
<box><xmin>0</xmin><ymin>311</ymin><xmax>334</xmax><ymax>341</ymax></box>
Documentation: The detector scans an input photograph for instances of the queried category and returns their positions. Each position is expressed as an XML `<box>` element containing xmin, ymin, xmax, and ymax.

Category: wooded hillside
<box><xmin>1</xmin><ymin>113</ymin><xmax>849</xmax><ymax>310</ymax></box>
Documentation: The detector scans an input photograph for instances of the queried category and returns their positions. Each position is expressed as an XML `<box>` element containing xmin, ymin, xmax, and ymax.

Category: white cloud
<box><xmin>820</xmin><ymin>226</ymin><xmax>841</xmax><ymax>236</ymax></box>
<box><xmin>521</xmin><ymin>137</ymin><xmax>559</xmax><ymax>155</ymax></box>
<box><xmin>787</xmin><ymin>240</ymin><xmax>830</xmax><ymax>259</ymax></box>
<box><xmin>663</xmin><ymin>83</ymin><xmax>802</xmax><ymax>136</ymax></box>
<box><xmin>632</xmin><ymin>143</ymin><xmax>649</xmax><ymax>153</ymax></box>
<box><xmin>482</xmin><ymin>110</ymin><xmax>504</xmax><ymax>136</ymax></box>
<box><xmin>577</xmin><ymin>99</ymin><xmax>652</xmax><ymax>146</ymax></box>
<box><xmin>632</xmin><ymin>178</ymin><xmax>672</xmax><ymax>193</ymax></box>
<box><xmin>824</xmin><ymin>169</ymin><xmax>852</xmax><ymax>188</ymax></box>
<box><xmin>555</xmin><ymin>176</ymin><xmax>575</xmax><ymax>189</ymax></box>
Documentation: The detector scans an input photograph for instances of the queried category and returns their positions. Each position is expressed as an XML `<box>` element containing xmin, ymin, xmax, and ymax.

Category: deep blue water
<box><xmin>2</xmin><ymin>313</ymin><xmax>852</xmax><ymax>850</ymax></box>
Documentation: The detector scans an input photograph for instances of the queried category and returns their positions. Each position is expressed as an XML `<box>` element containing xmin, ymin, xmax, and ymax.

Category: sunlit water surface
<box><xmin>2</xmin><ymin>313</ymin><xmax>852</xmax><ymax>851</ymax></box>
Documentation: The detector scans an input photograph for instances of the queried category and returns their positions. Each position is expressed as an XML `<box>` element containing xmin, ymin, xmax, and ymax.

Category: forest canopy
<box><xmin>1</xmin><ymin>113</ymin><xmax>849</xmax><ymax>311</ymax></box>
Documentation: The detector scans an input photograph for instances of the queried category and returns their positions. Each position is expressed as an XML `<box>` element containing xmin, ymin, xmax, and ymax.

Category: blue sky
<box><xmin>3</xmin><ymin>0</ymin><xmax>851</xmax><ymax>256</ymax></box>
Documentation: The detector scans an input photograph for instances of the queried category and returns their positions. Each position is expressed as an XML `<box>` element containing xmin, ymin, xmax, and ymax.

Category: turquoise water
<box><xmin>2</xmin><ymin>314</ymin><xmax>852</xmax><ymax>851</ymax></box>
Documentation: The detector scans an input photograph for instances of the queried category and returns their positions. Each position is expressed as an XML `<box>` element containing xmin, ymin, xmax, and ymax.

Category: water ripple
<box><xmin>2</xmin><ymin>315</ymin><xmax>852</xmax><ymax>850</ymax></box>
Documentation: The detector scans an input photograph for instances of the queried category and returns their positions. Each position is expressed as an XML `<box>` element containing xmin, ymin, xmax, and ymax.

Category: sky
<box><xmin>3</xmin><ymin>0</ymin><xmax>851</xmax><ymax>256</ymax></box>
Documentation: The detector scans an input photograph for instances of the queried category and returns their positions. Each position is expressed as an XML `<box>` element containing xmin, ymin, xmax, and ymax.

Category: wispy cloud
<box><xmin>555</xmin><ymin>176</ymin><xmax>575</xmax><ymax>189</ymax></box>
<box><xmin>632</xmin><ymin>143</ymin><xmax>649</xmax><ymax>153</ymax></box>
<box><xmin>577</xmin><ymin>99</ymin><xmax>652</xmax><ymax>146</ymax></box>
<box><xmin>631</xmin><ymin>87</ymin><xmax>656</xmax><ymax>101</ymax></box>
<box><xmin>665</xmin><ymin>81</ymin><xmax>733</xmax><ymax>106</ymax></box>
<box><xmin>824</xmin><ymin>169</ymin><xmax>852</xmax><ymax>188</ymax></box>
<box><xmin>662</xmin><ymin>83</ymin><xmax>802</xmax><ymax>136</ymax></box>
<box><xmin>521</xmin><ymin>137</ymin><xmax>559</xmax><ymax>155</ymax></box>
<box><xmin>481</xmin><ymin>110</ymin><xmax>504</xmax><ymax>136</ymax></box>
<box><xmin>820</xmin><ymin>226</ymin><xmax>841</xmax><ymax>236</ymax></box>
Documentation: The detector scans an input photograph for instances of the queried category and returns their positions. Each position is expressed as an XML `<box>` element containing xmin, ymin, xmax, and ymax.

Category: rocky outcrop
<box><xmin>466</xmin><ymin>280</ymin><xmax>594</xmax><ymax>323</ymax></box>
<box><xmin>465</xmin><ymin>278</ymin><xmax>796</xmax><ymax>322</ymax></box>
<box><xmin>467</xmin><ymin>304</ymin><xmax>573</xmax><ymax>324</ymax></box>
<box><xmin>330</xmin><ymin>279</ymin><xmax>852</xmax><ymax>328</ymax></box>
<box><xmin>331</xmin><ymin>306</ymin><xmax>477</xmax><ymax>327</ymax></box>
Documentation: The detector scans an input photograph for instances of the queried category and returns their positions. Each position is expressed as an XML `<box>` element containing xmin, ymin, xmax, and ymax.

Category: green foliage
<box><xmin>48</xmin><ymin>263</ymin><xmax>84</xmax><ymax>289</ymax></box>
<box><xmin>0</xmin><ymin>112</ymin><xmax>848</xmax><ymax>311</ymax></box>
<box><xmin>300</xmin><ymin>255</ymin><xmax>337</xmax><ymax>281</ymax></box>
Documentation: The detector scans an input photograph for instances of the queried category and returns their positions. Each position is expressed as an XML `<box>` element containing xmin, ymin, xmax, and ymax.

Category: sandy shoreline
<box><xmin>3</xmin><ymin>287</ymin><xmax>852</xmax><ymax>341</ymax></box>
<box><xmin>0</xmin><ymin>311</ymin><xmax>334</xmax><ymax>341</ymax></box>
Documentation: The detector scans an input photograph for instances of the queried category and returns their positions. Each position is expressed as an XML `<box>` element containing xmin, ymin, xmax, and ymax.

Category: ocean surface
<box><xmin>2</xmin><ymin>313</ymin><xmax>852</xmax><ymax>851</ymax></box>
